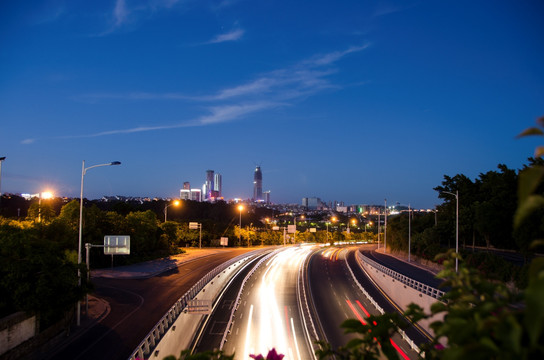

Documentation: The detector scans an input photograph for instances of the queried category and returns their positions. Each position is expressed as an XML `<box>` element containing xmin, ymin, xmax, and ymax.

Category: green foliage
<box><xmin>316</xmin><ymin>313</ymin><xmax>405</xmax><ymax>360</ymax></box>
<box><xmin>165</xmin><ymin>349</ymin><xmax>234</xmax><ymax>360</ymax></box>
<box><xmin>0</xmin><ymin>223</ymin><xmax>83</xmax><ymax>328</ymax></box>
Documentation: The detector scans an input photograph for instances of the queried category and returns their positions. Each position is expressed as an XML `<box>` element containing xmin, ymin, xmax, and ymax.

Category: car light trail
<box><xmin>239</xmin><ymin>247</ymin><xmax>313</xmax><ymax>360</ymax></box>
<box><xmin>346</xmin><ymin>299</ymin><xmax>410</xmax><ymax>360</ymax></box>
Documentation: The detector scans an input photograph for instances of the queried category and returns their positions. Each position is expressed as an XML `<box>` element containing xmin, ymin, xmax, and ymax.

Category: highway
<box><xmin>47</xmin><ymin>249</ymin><xmax>254</xmax><ymax>360</ymax></box>
<box><xmin>307</xmin><ymin>246</ymin><xmax>421</xmax><ymax>359</ymax></box>
<box><xmin>221</xmin><ymin>246</ymin><xmax>316</xmax><ymax>360</ymax></box>
<box><xmin>48</xmin><ymin>245</ymin><xmax>440</xmax><ymax>360</ymax></box>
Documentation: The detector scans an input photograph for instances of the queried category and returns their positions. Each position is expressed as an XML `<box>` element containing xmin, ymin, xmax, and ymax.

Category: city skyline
<box><xmin>1</xmin><ymin>1</ymin><xmax>543</xmax><ymax>209</ymax></box>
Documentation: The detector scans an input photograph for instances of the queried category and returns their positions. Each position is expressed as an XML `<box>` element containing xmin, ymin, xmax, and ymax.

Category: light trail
<box><xmin>239</xmin><ymin>247</ymin><xmax>313</xmax><ymax>359</ymax></box>
<box><xmin>346</xmin><ymin>298</ymin><xmax>410</xmax><ymax>360</ymax></box>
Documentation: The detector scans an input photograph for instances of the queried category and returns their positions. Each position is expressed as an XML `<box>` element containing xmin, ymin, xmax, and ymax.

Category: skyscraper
<box><xmin>205</xmin><ymin>170</ymin><xmax>214</xmax><ymax>201</ymax></box>
<box><xmin>214</xmin><ymin>173</ymin><xmax>222</xmax><ymax>198</ymax></box>
<box><xmin>253</xmin><ymin>166</ymin><xmax>263</xmax><ymax>202</ymax></box>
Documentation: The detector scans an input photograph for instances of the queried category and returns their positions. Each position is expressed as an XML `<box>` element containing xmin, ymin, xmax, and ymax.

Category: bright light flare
<box><xmin>41</xmin><ymin>191</ymin><xmax>53</xmax><ymax>199</ymax></box>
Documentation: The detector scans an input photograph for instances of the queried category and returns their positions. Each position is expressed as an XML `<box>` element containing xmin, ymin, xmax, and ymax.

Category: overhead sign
<box><xmin>189</xmin><ymin>222</ymin><xmax>200</xmax><ymax>229</ymax></box>
<box><xmin>104</xmin><ymin>235</ymin><xmax>130</xmax><ymax>255</ymax></box>
<box><xmin>187</xmin><ymin>299</ymin><xmax>211</xmax><ymax>314</ymax></box>
<box><xmin>287</xmin><ymin>225</ymin><xmax>296</xmax><ymax>234</ymax></box>
<box><xmin>220</xmin><ymin>237</ymin><xmax>228</xmax><ymax>246</ymax></box>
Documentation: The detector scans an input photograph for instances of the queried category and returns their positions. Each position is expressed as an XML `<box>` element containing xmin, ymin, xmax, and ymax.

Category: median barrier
<box><xmin>128</xmin><ymin>250</ymin><xmax>264</xmax><ymax>360</ymax></box>
<box><xmin>355</xmin><ymin>251</ymin><xmax>445</xmax><ymax>338</ymax></box>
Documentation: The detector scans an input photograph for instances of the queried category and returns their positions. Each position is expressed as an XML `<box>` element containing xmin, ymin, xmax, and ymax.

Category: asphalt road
<box><xmin>221</xmin><ymin>246</ymin><xmax>315</xmax><ymax>360</ymax></box>
<box><xmin>307</xmin><ymin>246</ymin><xmax>421</xmax><ymax>359</ymax></box>
<box><xmin>47</xmin><ymin>249</ymin><xmax>253</xmax><ymax>360</ymax></box>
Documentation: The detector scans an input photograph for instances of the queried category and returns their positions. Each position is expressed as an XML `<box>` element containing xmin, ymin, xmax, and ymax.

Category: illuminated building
<box><xmin>253</xmin><ymin>166</ymin><xmax>263</xmax><ymax>202</ymax></box>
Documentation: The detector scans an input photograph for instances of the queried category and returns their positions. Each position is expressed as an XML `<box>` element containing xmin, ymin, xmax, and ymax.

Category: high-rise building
<box><xmin>214</xmin><ymin>173</ymin><xmax>222</xmax><ymax>198</ymax></box>
<box><xmin>191</xmin><ymin>189</ymin><xmax>202</xmax><ymax>202</ymax></box>
<box><xmin>264</xmin><ymin>191</ymin><xmax>271</xmax><ymax>204</ymax></box>
<box><xmin>253</xmin><ymin>166</ymin><xmax>263</xmax><ymax>202</ymax></box>
<box><xmin>180</xmin><ymin>189</ymin><xmax>190</xmax><ymax>200</ymax></box>
<box><xmin>205</xmin><ymin>170</ymin><xmax>214</xmax><ymax>200</ymax></box>
<box><xmin>183</xmin><ymin>182</ymin><xmax>190</xmax><ymax>190</ymax></box>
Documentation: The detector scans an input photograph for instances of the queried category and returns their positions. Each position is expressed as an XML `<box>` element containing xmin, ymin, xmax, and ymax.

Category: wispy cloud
<box><xmin>61</xmin><ymin>44</ymin><xmax>368</xmax><ymax>141</ymax></box>
<box><xmin>114</xmin><ymin>0</ymin><xmax>129</xmax><ymax>27</ymax></box>
<box><xmin>49</xmin><ymin>102</ymin><xmax>278</xmax><ymax>141</ymax></box>
<box><xmin>207</xmin><ymin>29</ymin><xmax>245</xmax><ymax>44</ymax></box>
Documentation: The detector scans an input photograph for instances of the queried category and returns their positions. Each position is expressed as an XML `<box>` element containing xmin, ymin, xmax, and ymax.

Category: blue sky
<box><xmin>1</xmin><ymin>0</ymin><xmax>543</xmax><ymax>209</ymax></box>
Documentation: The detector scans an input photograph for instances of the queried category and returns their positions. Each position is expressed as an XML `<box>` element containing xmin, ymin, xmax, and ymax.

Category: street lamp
<box><xmin>327</xmin><ymin>216</ymin><xmax>337</xmax><ymax>243</ymax></box>
<box><xmin>293</xmin><ymin>214</ymin><xmax>304</xmax><ymax>243</ymax></box>
<box><xmin>408</xmin><ymin>204</ymin><xmax>412</xmax><ymax>262</ymax></box>
<box><xmin>384</xmin><ymin>198</ymin><xmax>388</xmax><ymax>253</ymax></box>
<box><xmin>77</xmin><ymin>160</ymin><xmax>121</xmax><ymax>326</ymax></box>
<box><xmin>38</xmin><ymin>191</ymin><xmax>53</xmax><ymax>222</ymax></box>
<box><xmin>0</xmin><ymin>157</ymin><xmax>5</xmax><ymax>202</ymax></box>
<box><xmin>442</xmin><ymin>190</ymin><xmax>459</xmax><ymax>272</ymax></box>
<box><xmin>238</xmin><ymin>205</ymin><xmax>244</xmax><ymax>246</ymax></box>
<box><xmin>164</xmin><ymin>200</ymin><xmax>181</xmax><ymax>222</ymax></box>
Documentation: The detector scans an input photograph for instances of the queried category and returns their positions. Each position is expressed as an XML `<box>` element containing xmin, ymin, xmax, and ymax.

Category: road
<box><xmin>48</xmin><ymin>249</ymin><xmax>253</xmax><ymax>360</ymax></box>
<box><xmin>221</xmin><ymin>246</ymin><xmax>316</xmax><ymax>360</ymax></box>
<box><xmin>307</xmin><ymin>246</ymin><xmax>422</xmax><ymax>359</ymax></box>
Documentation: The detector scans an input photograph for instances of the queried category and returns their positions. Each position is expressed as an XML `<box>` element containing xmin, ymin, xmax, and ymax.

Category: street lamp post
<box><xmin>238</xmin><ymin>205</ymin><xmax>244</xmax><ymax>246</ymax></box>
<box><xmin>38</xmin><ymin>191</ymin><xmax>53</xmax><ymax>223</ymax></box>
<box><xmin>384</xmin><ymin>199</ymin><xmax>388</xmax><ymax>253</ymax></box>
<box><xmin>77</xmin><ymin>160</ymin><xmax>121</xmax><ymax>326</ymax></box>
<box><xmin>164</xmin><ymin>200</ymin><xmax>181</xmax><ymax>222</ymax></box>
<box><xmin>408</xmin><ymin>204</ymin><xmax>411</xmax><ymax>262</ymax></box>
<box><xmin>0</xmin><ymin>157</ymin><xmax>5</xmax><ymax>204</ymax></box>
<box><xmin>442</xmin><ymin>190</ymin><xmax>459</xmax><ymax>272</ymax></box>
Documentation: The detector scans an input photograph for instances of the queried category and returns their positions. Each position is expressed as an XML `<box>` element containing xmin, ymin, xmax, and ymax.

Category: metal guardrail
<box><xmin>356</xmin><ymin>251</ymin><xmax>445</xmax><ymax>299</ymax></box>
<box><xmin>349</xmin><ymin>252</ymin><xmax>420</xmax><ymax>353</ymax></box>
<box><xmin>219</xmin><ymin>249</ymin><xmax>279</xmax><ymax>350</ymax></box>
<box><xmin>128</xmin><ymin>251</ymin><xmax>260</xmax><ymax>360</ymax></box>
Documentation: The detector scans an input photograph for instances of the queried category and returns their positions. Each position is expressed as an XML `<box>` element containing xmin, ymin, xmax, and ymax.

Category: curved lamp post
<box><xmin>77</xmin><ymin>160</ymin><xmax>121</xmax><ymax>326</ymax></box>
<box><xmin>442</xmin><ymin>190</ymin><xmax>459</xmax><ymax>272</ymax></box>
<box><xmin>164</xmin><ymin>200</ymin><xmax>181</xmax><ymax>222</ymax></box>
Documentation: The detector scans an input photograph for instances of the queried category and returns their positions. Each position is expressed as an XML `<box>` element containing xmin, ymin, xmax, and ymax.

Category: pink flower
<box><xmin>250</xmin><ymin>348</ymin><xmax>285</xmax><ymax>360</ymax></box>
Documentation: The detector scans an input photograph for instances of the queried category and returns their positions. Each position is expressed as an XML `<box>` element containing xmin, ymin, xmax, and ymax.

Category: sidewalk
<box><xmin>91</xmin><ymin>248</ymin><xmax>228</xmax><ymax>279</ymax></box>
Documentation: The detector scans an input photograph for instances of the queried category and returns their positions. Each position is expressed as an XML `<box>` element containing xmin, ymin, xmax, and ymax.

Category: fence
<box><xmin>128</xmin><ymin>250</ymin><xmax>261</xmax><ymax>360</ymax></box>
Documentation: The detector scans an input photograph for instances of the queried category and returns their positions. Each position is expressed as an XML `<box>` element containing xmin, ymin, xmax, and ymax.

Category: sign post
<box><xmin>189</xmin><ymin>222</ymin><xmax>202</xmax><ymax>248</ymax></box>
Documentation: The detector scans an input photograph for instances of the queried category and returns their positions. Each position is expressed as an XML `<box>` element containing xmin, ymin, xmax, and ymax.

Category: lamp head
<box><xmin>0</xmin><ymin>157</ymin><xmax>5</xmax><ymax>161</ymax></box>
<box><xmin>110</xmin><ymin>161</ymin><xmax>121</xmax><ymax>166</ymax></box>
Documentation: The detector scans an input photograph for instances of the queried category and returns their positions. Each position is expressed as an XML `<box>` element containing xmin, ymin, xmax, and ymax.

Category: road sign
<box><xmin>104</xmin><ymin>235</ymin><xmax>130</xmax><ymax>255</ymax></box>
<box><xmin>220</xmin><ymin>237</ymin><xmax>228</xmax><ymax>246</ymax></box>
<box><xmin>272</xmin><ymin>226</ymin><xmax>280</xmax><ymax>231</ymax></box>
<box><xmin>187</xmin><ymin>299</ymin><xmax>211</xmax><ymax>314</ymax></box>
<box><xmin>189</xmin><ymin>222</ymin><xmax>200</xmax><ymax>229</ymax></box>
<box><xmin>287</xmin><ymin>225</ymin><xmax>296</xmax><ymax>234</ymax></box>
<box><xmin>310</xmin><ymin>228</ymin><xmax>317</xmax><ymax>233</ymax></box>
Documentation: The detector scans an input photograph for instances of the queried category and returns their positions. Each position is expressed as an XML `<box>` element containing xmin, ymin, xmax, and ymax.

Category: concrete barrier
<box><xmin>355</xmin><ymin>251</ymin><xmax>445</xmax><ymax>338</ymax></box>
<box><xmin>129</xmin><ymin>250</ymin><xmax>265</xmax><ymax>360</ymax></box>
<box><xmin>0</xmin><ymin>312</ymin><xmax>37</xmax><ymax>357</ymax></box>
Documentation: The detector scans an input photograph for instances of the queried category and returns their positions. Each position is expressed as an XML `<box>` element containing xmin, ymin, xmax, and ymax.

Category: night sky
<box><xmin>1</xmin><ymin>0</ymin><xmax>543</xmax><ymax>208</ymax></box>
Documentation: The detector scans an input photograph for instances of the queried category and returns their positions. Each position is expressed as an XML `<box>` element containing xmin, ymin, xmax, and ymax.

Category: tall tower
<box><xmin>205</xmin><ymin>170</ymin><xmax>214</xmax><ymax>200</ymax></box>
<box><xmin>214</xmin><ymin>173</ymin><xmax>222</xmax><ymax>198</ymax></box>
<box><xmin>253</xmin><ymin>166</ymin><xmax>263</xmax><ymax>202</ymax></box>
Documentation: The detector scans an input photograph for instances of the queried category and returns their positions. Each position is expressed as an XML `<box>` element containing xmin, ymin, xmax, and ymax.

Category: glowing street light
<box><xmin>77</xmin><ymin>160</ymin><xmax>121</xmax><ymax>326</ymax></box>
<box><xmin>238</xmin><ymin>204</ymin><xmax>244</xmax><ymax>246</ymax></box>
<box><xmin>164</xmin><ymin>199</ymin><xmax>181</xmax><ymax>222</ymax></box>
<box><xmin>38</xmin><ymin>191</ymin><xmax>54</xmax><ymax>222</ymax></box>
<box><xmin>442</xmin><ymin>190</ymin><xmax>459</xmax><ymax>272</ymax></box>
